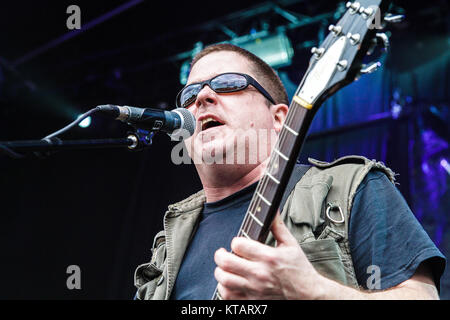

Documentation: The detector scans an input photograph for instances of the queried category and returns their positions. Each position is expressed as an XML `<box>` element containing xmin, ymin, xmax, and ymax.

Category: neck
<box><xmin>197</xmin><ymin>159</ymin><xmax>269</xmax><ymax>203</ymax></box>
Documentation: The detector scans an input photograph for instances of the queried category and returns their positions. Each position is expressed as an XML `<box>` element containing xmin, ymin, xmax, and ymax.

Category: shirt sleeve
<box><xmin>348</xmin><ymin>170</ymin><xmax>446</xmax><ymax>291</ymax></box>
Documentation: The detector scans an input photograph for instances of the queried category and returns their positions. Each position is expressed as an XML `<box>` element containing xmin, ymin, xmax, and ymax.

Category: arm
<box><xmin>317</xmin><ymin>261</ymin><xmax>439</xmax><ymax>300</ymax></box>
<box><xmin>213</xmin><ymin>214</ymin><xmax>439</xmax><ymax>300</ymax></box>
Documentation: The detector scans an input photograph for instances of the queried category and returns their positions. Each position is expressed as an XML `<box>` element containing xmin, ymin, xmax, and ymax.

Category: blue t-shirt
<box><xmin>170</xmin><ymin>170</ymin><xmax>446</xmax><ymax>299</ymax></box>
<box><xmin>170</xmin><ymin>182</ymin><xmax>256</xmax><ymax>300</ymax></box>
<box><xmin>349</xmin><ymin>170</ymin><xmax>446</xmax><ymax>290</ymax></box>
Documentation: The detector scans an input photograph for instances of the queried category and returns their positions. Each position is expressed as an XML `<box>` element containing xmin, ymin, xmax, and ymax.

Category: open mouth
<box><xmin>201</xmin><ymin>117</ymin><xmax>225</xmax><ymax>131</ymax></box>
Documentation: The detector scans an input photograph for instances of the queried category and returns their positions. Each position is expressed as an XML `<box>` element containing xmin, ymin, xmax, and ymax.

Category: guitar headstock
<box><xmin>295</xmin><ymin>0</ymin><xmax>397</xmax><ymax>109</ymax></box>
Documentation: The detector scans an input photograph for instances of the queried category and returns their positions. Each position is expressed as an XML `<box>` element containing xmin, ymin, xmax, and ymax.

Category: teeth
<box><xmin>201</xmin><ymin>117</ymin><xmax>217</xmax><ymax>127</ymax></box>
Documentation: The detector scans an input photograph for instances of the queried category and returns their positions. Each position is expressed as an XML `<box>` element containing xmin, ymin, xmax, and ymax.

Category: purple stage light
<box><xmin>440</xmin><ymin>158</ymin><xmax>450</xmax><ymax>175</ymax></box>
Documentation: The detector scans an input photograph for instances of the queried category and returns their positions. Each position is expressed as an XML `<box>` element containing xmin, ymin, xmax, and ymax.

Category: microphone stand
<box><xmin>0</xmin><ymin>129</ymin><xmax>155</xmax><ymax>159</ymax></box>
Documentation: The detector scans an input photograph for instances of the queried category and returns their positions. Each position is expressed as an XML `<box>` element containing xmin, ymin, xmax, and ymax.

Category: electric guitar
<box><xmin>212</xmin><ymin>0</ymin><xmax>400</xmax><ymax>299</ymax></box>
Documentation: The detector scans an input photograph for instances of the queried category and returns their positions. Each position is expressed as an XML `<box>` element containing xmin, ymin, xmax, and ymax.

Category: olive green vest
<box><xmin>134</xmin><ymin>155</ymin><xmax>396</xmax><ymax>300</ymax></box>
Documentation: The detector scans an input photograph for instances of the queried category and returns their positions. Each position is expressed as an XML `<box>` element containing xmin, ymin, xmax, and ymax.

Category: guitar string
<box><xmin>213</xmin><ymin>11</ymin><xmax>358</xmax><ymax>299</ymax></box>
<box><xmin>238</xmin><ymin>9</ymin><xmax>354</xmax><ymax>238</ymax></box>
<box><xmin>214</xmin><ymin>11</ymin><xmax>355</xmax><ymax>298</ymax></box>
<box><xmin>239</xmin><ymin>100</ymin><xmax>300</xmax><ymax>238</ymax></box>
<box><xmin>246</xmin><ymin>96</ymin><xmax>300</xmax><ymax>227</ymax></box>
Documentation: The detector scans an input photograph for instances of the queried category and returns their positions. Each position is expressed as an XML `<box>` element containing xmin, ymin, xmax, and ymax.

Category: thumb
<box><xmin>270</xmin><ymin>211</ymin><xmax>298</xmax><ymax>247</ymax></box>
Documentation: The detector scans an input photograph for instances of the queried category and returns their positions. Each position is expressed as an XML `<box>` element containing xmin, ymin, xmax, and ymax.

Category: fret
<box><xmin>265</xmin><ymin>171</ymin><xmax>280</xmax><ymax>184</ymax></box>
<box><xmin>240</xmin><ymin>229</ymin><xmax>250</xmax><ymax>239</ymax></box>
<box><xmin>210</xmin><ymin>0</ymin><xmax>390</xmax><ymax>299</ymax></box>
<box><xmin>283</xmin><ymin>123</ymin><xmax>299</xmax><ymax>136</ymax></box>
<box><xmin>211</xmin><ymin>95</ymin><xmax>316</xmax><ymax>300</ymax></box>
<box><xmin>273</xmin><ymin>148</ymin><xmax>289</xmax><ymax>161</ymax></box>
<box><xmin>247</xmin><ymin>210</ymin><xmax>264</xmax><ymax>227</ymax></box>
<box><xmin>293</xmin><ymin>95</ymin><xmax>313</xmax><ymax>110</ymax></box>
<box><xmin>256</xmin><ymin>191</ymin><xmax>272</xmax><ymax>206</ymax></box>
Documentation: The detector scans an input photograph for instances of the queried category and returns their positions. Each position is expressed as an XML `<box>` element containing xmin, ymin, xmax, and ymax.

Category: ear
<box><xmin>269</xmin><ymin>104</ymin><xmax>289</xmax><ymax>133</ymax></box>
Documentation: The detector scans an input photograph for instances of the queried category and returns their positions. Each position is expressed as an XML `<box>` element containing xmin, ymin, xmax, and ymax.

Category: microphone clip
<box><xmin>127</xmin><ymin>128</ymin><xmax>155</xmax><ymax>151</ymax></box>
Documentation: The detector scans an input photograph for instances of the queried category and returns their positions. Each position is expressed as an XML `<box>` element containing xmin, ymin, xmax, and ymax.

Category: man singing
<box><xmin>134</xmin><ymin>44</ymin><xmax>445</xmax><ymax>300</ymax></box>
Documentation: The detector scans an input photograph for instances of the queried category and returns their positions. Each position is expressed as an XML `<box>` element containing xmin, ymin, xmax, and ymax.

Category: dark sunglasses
<box><xmin>176</xmin><ymin>72</ymin><xmax>276</xmax><ymax>108</ymax></box>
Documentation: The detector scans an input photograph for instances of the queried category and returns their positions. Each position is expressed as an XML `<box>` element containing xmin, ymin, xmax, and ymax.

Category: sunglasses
<box><xmin>176</xmin><ymin>72</ymin><xmax>276</xmax><ymax>108</ymax></box>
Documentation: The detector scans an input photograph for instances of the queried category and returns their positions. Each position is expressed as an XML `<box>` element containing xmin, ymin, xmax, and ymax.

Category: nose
<box><xmin>195</xmin><ymin>84</ymin><xmax>217</xmax><ymax>108</ymax></box>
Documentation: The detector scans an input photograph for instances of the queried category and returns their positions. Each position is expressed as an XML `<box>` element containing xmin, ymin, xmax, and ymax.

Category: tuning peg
<box><xmin>347</xmin><ymin>32</ymin><xmax>361</xmax><ymax>45</ymax></box>
<box><xmin>328</xmin><ymin>24</ymin><xmax>342</xmax><ymax>36</ymax></box>
<box><xmin>366</xmin><ymin>33</ymin><xmax>389</xmax><ymax>58</ymax></box>
<box><xmin>375</xmin><ymin>33</ymin><xmax>390</xmax><ymax>50</ymax></box>
<box><xmin>359</xmin><ymin>6</ymin><xmax>374</xmax><ymax>19</ymax></box>
<box><xmin>346</xmin><ymin>1</ymin><xmax>361</xmax><ymax>14</ymax></box>
<box><xmin>384</xmin><ymin>13</ymin><xmax>405</xmax><ymax>23</ymax></box>
<box><xmin>347</xmin><ymin>33</ymin><xmax>361</xmax><ymax>45</ymax></box>
<box><xmin>360</xmin><ymin>61</ymin><xmax>381</xmax><ymax>74</ymax></box>
<box><xmin>337</xmin><ymin>60</ymin><xmax>348</xmax><ymax>71</ymax></box>
<box><xmin>311</xmin><ymin>47</ymin><xmax>325</xmax><ymax>59</ymax></box>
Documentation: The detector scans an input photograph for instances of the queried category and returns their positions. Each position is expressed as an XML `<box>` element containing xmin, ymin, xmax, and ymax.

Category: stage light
<box><xmin>180</xmin><ymin>60</ymin><xmax>190</xmax><ymax>86</ymax></box>
<box><xmin>233</xmin><ymin>31</ymin><xmax>294</xmax><ymax>69</ymax></box>
<box><xmin>77</xmin><ymin>115</ymin><xmax>92</xmax><ymax>128</ymax></box>
<box><xmin>391</xmin><ymin>103</ymin><xmax>402</xmax><ymax>119</ymax></box>
<box><xmin>179</xmin><ymin>32</ymin><xmax>294</xmax><ymax>84</ymax></box>
<box><xmin>440</xmin><ymin>159</ymin><xmax>450</xmax><ymax>175</ymax></box>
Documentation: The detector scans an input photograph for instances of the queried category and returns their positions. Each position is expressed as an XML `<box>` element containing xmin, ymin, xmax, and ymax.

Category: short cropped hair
<box><xmin>190</xmin><ymin>43</ymin><xmax>289</xmax><ymax>106</ymax></box>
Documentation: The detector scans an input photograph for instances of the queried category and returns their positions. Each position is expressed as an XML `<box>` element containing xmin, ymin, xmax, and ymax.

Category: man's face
<box><xmin>183</xmin><ymin>51</ymin><xmax>279</xmax><ymax>166</ymax></box>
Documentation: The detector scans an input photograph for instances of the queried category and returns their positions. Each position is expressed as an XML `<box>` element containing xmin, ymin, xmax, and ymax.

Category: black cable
<box><xmin>43</xmin><ymin>106</ymin><xmax>101</xmax><ymax>140</ymax></box>
<box><xmin>0</xmin><ymin>106</ymin><xmax>105</xmax><ymax>159</ymax></box>
<box><xmin>0</xmin><ymin>145</ymin><xmax>25</xmax><ymax>159</ymax></box>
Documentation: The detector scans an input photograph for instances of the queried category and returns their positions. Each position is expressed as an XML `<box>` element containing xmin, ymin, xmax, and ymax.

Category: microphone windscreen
<box><xmin>170</xmin><ymin>108</ymin><xmax>196</xmax><ymax>140</ymax></box>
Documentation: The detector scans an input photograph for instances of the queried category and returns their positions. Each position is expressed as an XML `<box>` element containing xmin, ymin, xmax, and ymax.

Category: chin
<box><xmin>189</xmin><ymin>139</ymin><xmax>226</xmax><ymax>165</ymax></box>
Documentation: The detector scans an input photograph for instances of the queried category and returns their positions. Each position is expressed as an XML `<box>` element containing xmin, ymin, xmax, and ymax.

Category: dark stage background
<box><xmin>0</xmin><ymin>0</ymin><xmax>448</xmax><ymax>299</ymax></box>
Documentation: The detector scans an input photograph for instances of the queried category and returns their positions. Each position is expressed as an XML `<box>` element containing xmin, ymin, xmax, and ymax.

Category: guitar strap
<box><xmin>279</xmin><ymin>163</ymin><xmax>312</xmax><ymax>213</ymax></box>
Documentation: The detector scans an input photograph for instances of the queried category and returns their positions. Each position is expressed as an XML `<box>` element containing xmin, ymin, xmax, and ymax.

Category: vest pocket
<box><xmin>134</xmin><ymin>232</ymin><xmax>167</xmax><ymax>299</ymax></box>
<box><xmin>135</xmin><ymin>262</ymin><xmax>163</xmax><ymax>284</ymax></box>
<box><xmin>300</xmin><ymin>238</ymin><xmax>348</xmax><ymax>286</ymax></box>
<box><xmin>287</xmin><ymin>173</ymin><xmax>333</xmax><ymax>233</ymax></box>
<box><xmin>134</xmin><ymin>262</ymin><xmax>164</xmax><ymax>299</ymax></box>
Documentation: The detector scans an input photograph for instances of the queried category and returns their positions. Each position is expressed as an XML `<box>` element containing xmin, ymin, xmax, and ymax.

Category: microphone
<box><xmin>97</xmin><ymin>104</ymin><xmax>196</xmax><ymax>140</ymax></box>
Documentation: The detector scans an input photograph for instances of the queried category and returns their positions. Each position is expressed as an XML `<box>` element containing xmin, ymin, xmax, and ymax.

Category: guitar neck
<box><xmin>211</xmin><ymin>0</ymin><xmax>392</xmax><ymax>300</ymax></box>
<box><xmin>212</xmin><ymin>98</ymin><xmax>317</xmax><ymax>299</ymax></box>
<box><xmin>239</xmin><ymin>100</ymin><xmax>316</xmax><ymax>242</ymax></box>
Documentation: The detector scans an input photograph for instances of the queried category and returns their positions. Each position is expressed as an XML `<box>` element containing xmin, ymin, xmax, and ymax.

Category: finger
<box><xmin>270</xmin><ymin>211</ymin><xmax>298</xmax><ymax>246</ymax></box>
<box><xmin>217</xmin><ymin>283</ymin><xmax>246</xmax><ymax>300</ymax></box>
<box><xmin>230</xmin><ymin>236</ymin><xmax>277</xmax><ymax>262</ymax></box>
<box><xmin>214</xmin><ymin>247</ymin><xmax>257</xmax><ymax>277</ymax></box>
<box><xmin>214</xmin><ymin>266</ymin><xmax>249</xmax><ymax>291</ymax></box>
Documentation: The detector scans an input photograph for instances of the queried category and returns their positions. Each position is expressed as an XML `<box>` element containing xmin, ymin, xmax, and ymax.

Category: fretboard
<box><xmin>212</xmin><ymin>100</ymin><xmax>316</xmax><ymax>299</ymax></box>
<box><xmin>210</xmin><ymin>0</ymin><xmax>391</xmax><ymax>300</ymax></box>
